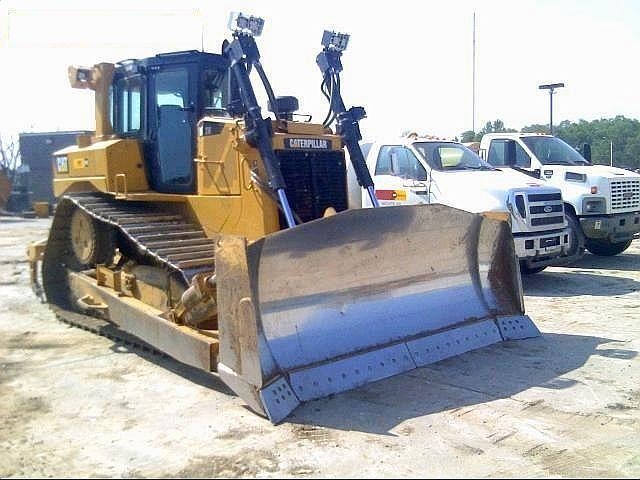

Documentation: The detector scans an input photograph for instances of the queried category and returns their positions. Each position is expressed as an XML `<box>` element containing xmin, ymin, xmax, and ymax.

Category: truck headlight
<box><xmin>582</xmin><ymin>197</ymin><xmax>605</xmax><ymax>214</ymax></box>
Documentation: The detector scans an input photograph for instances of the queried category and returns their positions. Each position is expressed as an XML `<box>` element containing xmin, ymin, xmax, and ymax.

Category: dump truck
<box><xmin>27</xmin><ymin>13</ymin><xmax>540</xmax><ymax>424</ymax></box>
<box><xmin>348</xmin><ymin>135</ymin><xmax>573</xmax><ymax>275</ymax></box>
<box><xmin>479</xmin><ymin>133</ymin><xmax>640</xmax><ymax>258</ymax></box>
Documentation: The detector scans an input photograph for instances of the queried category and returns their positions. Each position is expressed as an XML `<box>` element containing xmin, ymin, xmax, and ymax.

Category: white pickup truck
<box><xmin>479</xmin><ymin>133</ymin><xmax>640</xmax><ymax>257</ymax></box>
<box><xmin>348</xmin><ymin>135</ymin><xmax>572</xmax><ymax>274</ymax></box>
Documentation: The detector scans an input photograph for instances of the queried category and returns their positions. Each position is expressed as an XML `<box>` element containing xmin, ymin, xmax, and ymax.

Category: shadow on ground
<box><xmin>108</xmin><ymin>341</ymin><xmax>235</xmax><ymax>395</ymax></box>
<box><xmin>281</xmin><ymin>332</ymin><xmax>635</xmax><ymax>434</ymax></box>
<box><xmin>522</xmin><ymin>270</ymin><xmax>640</xmax><ymax>297</ymax></box>
<box><xmin>569</xmin><ymin>250</ymin><xmax>640</xmax><ymax>272</ymax></box>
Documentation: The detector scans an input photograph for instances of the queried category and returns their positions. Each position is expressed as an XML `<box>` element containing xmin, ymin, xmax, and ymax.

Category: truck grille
<box><xmin>610</xmin><ymin>179</ymin><xmax>640</xmax><ymax>211</ymax></box>
<box><xmin>531</xmin><ymin>215</ymin><xmax>565</xmax><ymax>227</ymax></box>
<box><xmin>517</xmin><ymin>191</ymin><xmax>565</xmax><ymax>230</ymax></box>
<box><xmin>276</xmin><ymin>149</ymin><xmax>348</xmax><ymax>225</ymax></box>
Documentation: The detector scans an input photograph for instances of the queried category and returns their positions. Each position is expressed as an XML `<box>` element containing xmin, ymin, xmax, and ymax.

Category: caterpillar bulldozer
<box><xmin>28</xmin><ymin>13</ymin><xmax>540</xmax><ymax>424</ymax></box>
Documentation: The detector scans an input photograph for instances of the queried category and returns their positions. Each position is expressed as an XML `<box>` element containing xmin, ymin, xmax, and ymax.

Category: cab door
<box><xmin>486</xmin><ymin>138</ymin><xmax>539</xmax><ymax>179</ymax></box>
<box><xmin>367</xmin><ymin>145</ymin><xmax>429</xmax><ymax>207</ymax></box>
<box><xmin>147</xmin><ymin>65</ymin><xmax>198</xmax><ymax>193</ymax></box>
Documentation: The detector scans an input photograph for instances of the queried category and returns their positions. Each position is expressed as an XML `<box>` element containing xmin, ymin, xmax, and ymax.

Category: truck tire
<box><xmin>585</xmin><ymin>238</ymin><xmax>633</xmax><ymax>256</ymax></box>
<box><xmin>566</xmin><ymin>213</ymin><xmax>585</xmax><ymax>260</ymax></box>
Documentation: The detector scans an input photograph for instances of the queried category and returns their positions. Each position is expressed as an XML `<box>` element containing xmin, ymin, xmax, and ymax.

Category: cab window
<box><xmin>487</xmin><ymin>139</ymin><xmax>507</xmax><ymax>166</ymax></box>
<box><xmin>515</xmin><ymin>142</ymin><xmax>531</xmax><ymax>167</ymax></box>
<box><xmin>487</xmin><ymin>139</ymin><xmax>531</xmax><ymax>167</ymax></box>
<box><xmin>111</xmin><ymin>75</ymin><xmax>144</xmax><ymax>135</ymax></box>
<box><xmin>376</xmin><ymin>146</ymin><xmax>427</xmax><ymax>180</ymax></box>
<box><xmin>202</xmin><ymin>68</ymin><xmax>229</xmax><ymax>114</ymax></box>
<box><xmin>155</xmin><ymin>69</ymin><xmax>188</xmax><ymax>108</ymax></box>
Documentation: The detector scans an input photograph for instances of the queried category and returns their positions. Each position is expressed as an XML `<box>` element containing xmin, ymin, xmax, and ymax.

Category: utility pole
<box><xmin>472</xmin><ymin>11</ymin><xmax>476</xmax><ymax>134</ymax></box>
<box><xmin>538</xmin><ymin>82</ymin><xmax>564</xmax><ymax>135</ymax></box>
<box><xmin>601</xmin><ymin>137</ymin><xmax>613</xmax><ymax>166</ymax></box>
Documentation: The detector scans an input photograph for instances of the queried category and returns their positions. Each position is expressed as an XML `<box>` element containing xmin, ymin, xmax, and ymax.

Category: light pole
<box><xmin>538</xmin><ymin>83</ymin><xmax>565</xmax><ymax>135</ymax></box>
<box><xmin>603</xmin><ymin>138</ymin><xmax>613</xmax><ymax>166</ymax></box>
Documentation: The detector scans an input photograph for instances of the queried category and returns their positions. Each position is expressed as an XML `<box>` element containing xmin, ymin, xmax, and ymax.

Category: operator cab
<box><xmin>110</xmin><ymin>50</ymin><xmax>230</xmax><ymax>194</ymax></box>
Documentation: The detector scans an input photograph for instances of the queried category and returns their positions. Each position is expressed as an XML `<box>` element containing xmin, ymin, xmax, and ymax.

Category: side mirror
<box><xmin>390</xmin><ymin>152</ymin><xmax>400</xmax><ymax>175</ymax></box>
<box><xmin>505</xmin><ymin>140</ymin><xmax>517</xmax><ymax>166</ymax></box>
<box><xmin>582</xmin><ymin>143</ymin><xmax>592</xmax><ymax>162</ymax></box>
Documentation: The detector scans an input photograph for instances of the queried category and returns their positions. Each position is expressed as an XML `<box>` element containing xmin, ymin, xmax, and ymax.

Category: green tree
<box><xmin>461</xmin><ymin>130</ymin><xmax>476</xmax><ymax>143</ymax></box>
<box><xmin>547</xmin><ymin>116</ymin><xmax>640</xmax><ymax>169</ymax></box>
<box><xmin>461</xmin><ymin>119</ymin><xmax>518</xmax><ymax>143</ymax></box>
<box><xmin>521</xmin><ymin>123</ymin><xmax>550</xmax><ymax>134</ymax></box>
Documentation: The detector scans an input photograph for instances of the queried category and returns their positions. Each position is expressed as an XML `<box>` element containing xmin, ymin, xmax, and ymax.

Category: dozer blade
<box><xmin>215</xmin><ymin>204</ymin><xmax>539</xmax><ymax>423</ymax></box>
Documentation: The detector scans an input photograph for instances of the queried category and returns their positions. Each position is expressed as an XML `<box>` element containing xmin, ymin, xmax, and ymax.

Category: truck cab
<box><xmin>350</xmin><ymin>135</ymin><xmax>572</xmax><ymax>274</ymax></box>
<box><xmin>479</xmin><ymin>133</ymin><xmax>640</xmax><ymax>257</ymax></box>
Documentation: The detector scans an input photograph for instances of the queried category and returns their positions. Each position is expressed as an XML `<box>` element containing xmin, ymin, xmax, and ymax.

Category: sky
<box><xmin>1</xmin><ymin>0</ymin><xmax>639</xmax><ymax>142</ymax></box>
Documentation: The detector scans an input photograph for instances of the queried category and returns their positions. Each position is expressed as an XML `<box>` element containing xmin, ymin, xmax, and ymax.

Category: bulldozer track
<box><xmin>40</xmin><ymin>192</ymin><xmax>218</xmax><ymax>358</ymax></box>
<box><xmin>61</xmin><ymin>192</ymin><xmax>216</xmax><ymax>283</ymax></box>
<box><xmin>51</xmin><ymin>304</ymin><xmax>165</xmax><ymax>357</ymax></box>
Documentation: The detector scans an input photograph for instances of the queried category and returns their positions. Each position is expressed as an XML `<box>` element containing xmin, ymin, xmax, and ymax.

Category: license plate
<box><xmin>541</xmin><ymin>236</ymin><xmax>560</xmax><ymax>248</ymax></box>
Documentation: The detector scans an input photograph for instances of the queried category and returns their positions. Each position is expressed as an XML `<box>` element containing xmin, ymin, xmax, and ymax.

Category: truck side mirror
<box><xmin>505</xmin><ymin>140</ymin><xmax>517</xmax><ymax>166</ymax></box>
<box><xmin>582</xmin><ymin>143</ymin><xmax>591</xmax><ymax>162</ymax></box>
<box><xmin>390</xmin><ymin>151</ymin><xmax>400</xmax><ymax>175</ymax></box>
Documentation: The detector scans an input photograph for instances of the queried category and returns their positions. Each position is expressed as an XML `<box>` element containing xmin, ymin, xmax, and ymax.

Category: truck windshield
<box><xmin>521</xmin><ymin>136</ymin><xmax>590</xmax><ymax>166</ymax></box>
<box><xmin>413</xmin><ymin>142</ymin><xmax>495</xmax><ymax>171</ymax></box>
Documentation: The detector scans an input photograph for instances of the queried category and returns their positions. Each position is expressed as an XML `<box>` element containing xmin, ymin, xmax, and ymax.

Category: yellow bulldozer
<box><xmin>28</xmin><ymin>13</ymin><xmax>539</xmax><ymax>423</ymax></box>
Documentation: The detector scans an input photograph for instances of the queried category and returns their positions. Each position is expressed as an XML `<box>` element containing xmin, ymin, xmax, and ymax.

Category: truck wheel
<box><xmin>585</xmin><ymin>238</ymin><xmax>633</xmax><ymax>256</ymax></box>
<box><xmin>566</xmin><ymin>213</ymin><xmax>585</xmax><ymax>260</ymax></box>
<box><xmin>520</xmin><ymin>264</ymin><xmax>547</xmax><ymax>275</ymax></box>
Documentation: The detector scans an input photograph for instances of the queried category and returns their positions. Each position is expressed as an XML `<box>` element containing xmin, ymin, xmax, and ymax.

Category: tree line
<box><xmin>461</xmin><ymin>116</ymin><xmax>640</xmax><ymax>170</ymax></box>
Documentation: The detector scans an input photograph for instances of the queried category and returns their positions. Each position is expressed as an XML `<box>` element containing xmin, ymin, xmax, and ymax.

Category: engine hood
<box><xmin>539</xmin><ymin>164</ymin><xmax>640</xmax><ymax>181</ymax></box>
<box><xmin>432</xmin><ymin>169</ymin><xmax>556</xmax><ymax>213</ymax></box>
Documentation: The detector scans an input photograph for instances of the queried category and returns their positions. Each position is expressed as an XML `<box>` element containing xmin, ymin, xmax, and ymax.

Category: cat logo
<box><xmin>285</xmin><ymin>138</ymin><xmax>332</xmax><ymax>150</ymax></box>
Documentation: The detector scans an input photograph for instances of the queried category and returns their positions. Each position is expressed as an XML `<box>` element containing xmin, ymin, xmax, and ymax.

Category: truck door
<box><xmin>147</xmin><ymin>65</ymin><xmax>197</xmax><ymax>193</ymax></box>
<box><xmin>486</xmin><ymin>138</ymin><xmax>539</xmax><ymax>179</ymax></box>
<box><xmin>369</xmin><ymin>145</ymin><xmax>429</xmax><ymax>207</ymax></box>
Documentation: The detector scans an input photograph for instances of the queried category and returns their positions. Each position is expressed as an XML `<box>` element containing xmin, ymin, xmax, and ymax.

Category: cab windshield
<box><xmin>413</xmin><ymin>142</ymin><xmax>495</xmax><ymax>171</ymax></box>
<box><xmin>521</xmin><ymin>136</ymin><xmax>590</xmax><ymax>166</ymax></box>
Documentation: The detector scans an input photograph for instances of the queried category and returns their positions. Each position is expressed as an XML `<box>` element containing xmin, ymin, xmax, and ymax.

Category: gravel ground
<box><xmin>1</xmin><ymin>217</ymin><xmax>639</xmax><ymax>478</ymax></box>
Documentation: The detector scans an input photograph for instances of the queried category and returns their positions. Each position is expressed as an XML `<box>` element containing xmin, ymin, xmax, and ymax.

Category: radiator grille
<box><xmin>528</xmin><ymin>192</ymin><xmax>562</xmax><ymax>202</ymax></box>
<box><xmin>531</xmin><ymin>215</ymin><xmax>565</xmax><ymax>227</ymax></box>
<box><xmin>530</xmin><ymin>204</ymin><xmax>564</xmax><ymax>215</ymax></box>
<box><xmin>276</xmin><ymin>149</ymin><xmax>348</xmax><ymax>225</ymax></box>
<box><xmin>610</xmin><ymin>179</ymin><xmax>640</xmax><ymax>211</ymax></box>
<box><xmin>524</xmin><ymin>191</ymin><xmax>565</xmax><ymax>229</ymax></box>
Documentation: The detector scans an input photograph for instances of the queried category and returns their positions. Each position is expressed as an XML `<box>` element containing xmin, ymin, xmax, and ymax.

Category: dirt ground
<box><xmin>1</xmin><ymin>216</ymin><xmax>639</xmax><ymax>478</ymax></box>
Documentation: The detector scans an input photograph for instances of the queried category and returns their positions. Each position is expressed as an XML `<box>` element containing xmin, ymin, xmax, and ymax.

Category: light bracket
<box><xmin>228</xmin><ymin>12</ymin><xmax>265</xmax><ymax>37</ymax></box>
<box><xmin>321</xmin><ymin>30</ymin><xmax>350</xmax><ymax>52</ymax></box>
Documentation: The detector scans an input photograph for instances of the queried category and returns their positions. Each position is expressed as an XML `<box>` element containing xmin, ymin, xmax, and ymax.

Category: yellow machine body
<box><xmin>52</xmin><ymin>117</ymin><xmax>343</xmax><ymax>241</ymax></box>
